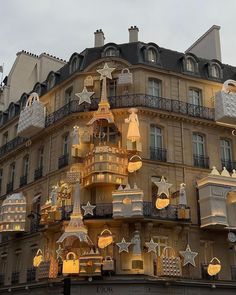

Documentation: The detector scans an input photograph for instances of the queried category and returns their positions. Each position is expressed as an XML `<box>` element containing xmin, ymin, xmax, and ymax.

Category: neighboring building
<box><xmin>0</xmin><ymin>26</ymin><xmax>236</xmax><ymax>295</ymax></box>
<box><xmin>0</xmin><ymin>51</ymin><xmax>66</xmax><ymax>111</ymax></box>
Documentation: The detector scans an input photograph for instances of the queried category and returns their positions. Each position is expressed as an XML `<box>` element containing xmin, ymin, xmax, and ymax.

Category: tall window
<box><xmin>147</xmin><ymin>48</ymin><xmax>157</xmax><ymax>63</ymax></box>
<box><xmin>148</xmin><ymin>79</ymin><xmax>161</xmax><ymax>97</ymax></box>
<box><xmin>0</xmin><ymin>256</ymin><xmax>7</xmax><ymax>275</ymax></box>
<box><xmin>9</xmin><ymin>163</ymin><xmax>15</xmax><ymax>184</ymax></box>
<box><xmin>14</xmin><ymin>252</ymin><xmax>21</xmax><ymax>272</ymax></box>
<box><xmin>0</xmin><ymin>169</ymin><xmax>2</xmax><ymax>195</ymax></box>
<box><xmin>150</xmin><ymin>126</ymin><xmax>163</xmax><ymax>149</ymax></box>
<box><xmin>221</xmin><ymin>139</ymin><xmax>232</xmax><ymax>162</ymax></box>
<box><xmin>23</xmin><ymin>156</ymin><xmax>29</xmax><ymax>176</ymax></box>
<box><xmin>186</xmin><ymin>58</ymin><xmax>195</xmax><ymax>72</ymax></box>
<box><xmin>65</xmin><ymin>87</ymin><xmax>73</xmax><ymax>104</ymax></box>
<box><xmin>193</xmin><ymin>134</ymin><xmax>205</xmax><ymax>156</ymax></box>
<box><xmin>189</xmin><ymin>89</ymin><xmax>202</xmax><ymax>106</ymax></box>
<box><xmin>71</xmin><ymin>57</ymin><xmax>78</xmax><ymax>72</ymax></box>
<box><xmin>108</xmin><ymin>79</ymin><xmax>117</xmax><ymax>97</ymax></box>
<box><xmin>47</xmin><ymin>73</ymin><xmax>55</xmax><ymax>90</ymax></box>
<box><xmin>38</xmin><ymin>147</ymin><xmax>44</xmax><ymax>168</ymax></box>
<box><xmin>105</xmin><ymin>48</ymin><xmax>116</xmax><ymax>57</ymax></box>
<box><xmin>2</xmin><ymin>131</ymin><xmax>8</xmax><ymax>145</ymax></box>
<box><xmin>211</xmin><ymin>64</ymin><xmax>220</xmax><ymax>78</ymax></box>
<box><xmin>63</xmin><ymin>134</ymin><xmax>69</xmax><ymax>155</ymax></box>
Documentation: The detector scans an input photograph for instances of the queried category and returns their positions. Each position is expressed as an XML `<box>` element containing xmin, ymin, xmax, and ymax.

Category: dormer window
<box><xmin>71</xmin><ymin>57</ymin><xmax>79</xmax><ymax>72</ymax></box>
<box><xmin>211</xmin><ymin>64</ymin><xmax>220</xmax><ymax>78</ymax></box>
<box><xmin>47</xmin><ymin>73</ymin><xmax>55</xmax><ymax>90</ymax></box>
<box><xmin>147</xmin><ymin>48</ymin><xmax>157</xmax><ymax>63</ymax></box>
<box><xmin>34</xmin><ymin>84</ymin><xmax>42</xmax><ymax>96</ymax></box>
<box><xmin>105</xmin><ymin>48</ymin><xmax>116</xmax><ymax>57</ymax></box>
<box><xmin>186</xmin><ymin>58</ymin><xmax>195</xmax><ymax>72</ymax></box>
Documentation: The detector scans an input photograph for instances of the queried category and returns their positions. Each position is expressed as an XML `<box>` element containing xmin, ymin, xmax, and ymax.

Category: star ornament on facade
<box><xmin>97</xmin><ymin>63</ymin><xmax>115</xmax><ymax>80</ymax></box>
<box><xmin>145</xmin><ymin>238</ymin><xmax>158</xmax><ymax>253</ymax></box>
<box><xmin>82</xmin><ymin>201</ymin><xmax>96</xmax><ymax>216</ymax></box>
<box><xmin>179</xmin><ymin>244</ymin><xmax>198</xmax><ymax>267</ymax></box>
<box><xmin>116</xmin><ymin>238</ymin><xmax>132</xmax><ymax>253</ymax></box>
<box><xmin>152</xmin><ymin>176</ymin><xmax>172</xmax><ymax>197</ymax></box>
<box><xmin>75</xmin><ymin>87</ymin><xmax>94</xmax><ymax>105</ymax></box>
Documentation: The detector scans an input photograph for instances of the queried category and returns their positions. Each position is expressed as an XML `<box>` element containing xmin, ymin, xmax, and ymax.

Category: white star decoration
<box><xmin>179</xmin><ymin>244</ymin><xmax>198</xmax><ymax>267</ymax></box>
<box><xmin>97</xmin><ymin>63</ymin><xmax>115</xmax><ymax>80</ymax></box>
<box><xmin>116</xmin><ymin>238</ymin><xmax>132</xmax><ymax>253</ymax></box>
<box><xmin>145</xmin><ymin>238</ymin><xmax>159</xmax><ymax>253</ymax></box>
<box><xmin>82</xmin><ymin>201</ymin><xmax>96</xmax><ymax>216</ymax></box>
<box><xmin>75</xmin><ymin>87</ymin><xmax>94</xmax><ymax>105</ymax></box>
<box><xmin>152</xmin><ymin>176</ymin><xmax>172</xmax><ymax>197</ymax></box>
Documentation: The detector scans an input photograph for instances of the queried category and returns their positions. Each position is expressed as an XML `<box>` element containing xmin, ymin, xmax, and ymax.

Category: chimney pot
<box><xmin>128</xmin><ymin>26</ymin><xmax>139</xmax><ymax>43</ymax></box>
<box><xmin>94</xmin><ymin>29</ymin><xmax>105</xmax><ymax>47</ymax></box>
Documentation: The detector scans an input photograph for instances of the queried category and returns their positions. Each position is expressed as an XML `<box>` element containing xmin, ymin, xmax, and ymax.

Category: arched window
<box><xmin>147</xmin><ymin>48</ymin><xmax>157</xmax><ymax>63</ymax></box>
<box><xmin>20</xmin><ymin>94</ymin><xmax>28</xmax><ymax>110</ymax></box>
<box><xmin>71</xmin><ymin>57</ymin><xmax>79</xmax><ymax>73</ymax></box>
<box><xmin>8</xmin><ymin>104</ymin><xmax>15</xmax><ymax>119</ymax></box>
<box><xmin>150</xmin><ymin>126</ymin><xmax>166</xmax><ymax>161</ymax></box>
<box><xmin>105</xmin><ymin>48</ymin><xmax>117</xmax><ymax>57</ymax></box>
<box><xmin>211</xmin><ymin>64</ymin><xmax>221</xmax><ymax>79</ymax></box>
<box><xmin>220</xmin><ymin>139</ymin><xmax>232</xmax><ymax>170</ymax></box>
<box><xmin>34</xmin><ymin>84</ymin><xmax>41</xmax><ymax>96</ymax></box>
<box><xmin>193</xmin><ymin>133</ymin><xmax>209</xmax><ymax>168</ymax></box>
<box><xmin>186</xmin><ymin>58</ymin><xmax>195</xmax><ymax>72</ymax></box>
<box><xmin>47</xmin><ymin>73</ymin><xmax>55</xmax><ymax>90</ymax></box>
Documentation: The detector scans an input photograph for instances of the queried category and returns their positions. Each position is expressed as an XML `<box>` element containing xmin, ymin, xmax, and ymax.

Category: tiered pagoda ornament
<box><xmin>0</xmin><ymin>193</ymin><xmax>26</xmax><ymax>232</ymax></box>
<box><xmin>152</xmin><ymin>176</ymin><xmax>172</xmax><ymax>209</ymax></box>
<box><xmin>125</xmin><ymin>108</ymin><xmax>142</xmax><ymax>151</ymax></box>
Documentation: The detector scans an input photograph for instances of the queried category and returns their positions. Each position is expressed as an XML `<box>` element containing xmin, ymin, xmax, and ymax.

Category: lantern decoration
<box><xmin>33</xmin><ymin>249</ymin><xmax>43</xmax><ymax>268</ymax></box>
<box><xmin>116</xmin><ymin>238</ymin><xmax>132</xmax><ymax>253</ymax></box>
<box><xmin>127</xmin><ymin>155</ymin><xmax>142</xmax><ymax>173</ymax></box>
<box><xmin>207</xmin><ymin>257</ymin><xmax>221</xmax><ymax>276</ymax></box>
<box><xmin>75</xmin><ymin>86</ymin><xmax>94</xmax><ymax>105</ymax></box>
<box><xmin>177</xmin><ymin>183</ymin><xmax>190</xmax><ymax>220</ymax></box>
<box><xmin>17</xmin><ymin>92</ymin><xmax>45</xmax><ymax>137</ymax></box>
<box><xmin>112</xmin><ymin>184</ymin><xmax>144</xmax><ymax>218</ymax></box>
<box><xmin>118</xmin><ymin>68</ymin><xmax>133</xmax><ymax>85</ymax></box>
<box><xmin>145</xmin><ymin>238</ymin><xmax>159</xmax><ymax>253</ymax></box>
<box><xmin>215</xmin><ymin>79</ymin><xmax>236</xmax><ymax>125</ymax></box>
<box><xmin>152</xmin><ymin>176</ymin><xmax>172</xmax><ymax>210</ymax></box>
<box><xmin>0</xmin><ymin>193</ymin><xmax>26</xmax><ymax>232</ymax></box>
<box><xmin>57</xmin><ymin>183</ymin><xmax>93</xmax><ymax>246</ymax></box>
<box><xmin>87</xmin><ymin>63</ymin><xmax>115</xmax><ymax>125</ymax></box>
<box><xmin>66</xmin><ymin>164</ymin><xmax>80</xmax><ymax>184</ymax></box>
<box><xmin>157</xmin><ymin>246</ymin><xmax>182</xmax><ymax>277</ymax></box>
<box><xmin>84</xmin><ymin>75</ymin><xmax>94</xmax><ymax>87</ymax></box>
<box><xmin>125</xmin><ymin>108</ymin><xmax>142</xmax><ymax>152</ymax></box>
<box><xmin>79</xmin><ymin>249</ymin><xmax>103</xmax><ymax>276</ymax></box>
<box><xmin>98</xmin><ymin>229</ymin><xmax>113</xmax><ymax>249</ymax></box>
<box><xmin>82</xmin><ymin>201</ymin><xmax>96</xmax><ymax>216</ymax></box>
<box><xmin>62</xmin><ymin>252</ymin><xmax>80</xmax><ymax>275</ymax></box>
<box><xmin>179</xmin><ymin>244</ymin><xmax>198</xmax><ymax>267</ymax></box>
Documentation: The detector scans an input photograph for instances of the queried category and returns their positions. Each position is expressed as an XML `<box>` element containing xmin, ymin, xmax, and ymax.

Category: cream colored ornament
<box><xmin>97</xmin><ymin>63</ymin><xmax>115</xmax><ymax>80</ymax></box>
<box><xmin>179</xmin><ymin>183</ymin><xmax>187</xmax><ymax>206</ymax></box>
<box><xmin>84</xmin><ymin>75</ymin><xmax>94</xmax><ymax>87</ymax></box>
<box><xmin>210</xmin><ymin>166</ymin><xmax>220</xmax><ymax>176</ymax></box>
<box><xmin>71</xmin><ymin>125</ymin><xmax>80</xmax><ymax>146</ymax></box>
<box><xmin>116</xmin><ymin>238</ymin><xmax>132</xmax><ymax>253</ymax></box>
<box><xmin>153</xmin><ymin>176</ymin><xmax>172</xmax><ymax>198</ymax></box>
<box><xmin>127</xmin><ymin>155</ymin><xmax>142</xmax><ymax>173</ymax></box>
<box><xmin>82</xmin><ymin>201</ymin><xmax>96</xmax><ymax>216</ymax></box>
<box><xmin>33</xmin><ymin>249</ymin><xmax>43</xmax><ymax>267</ymax></box>
<box><xmin>207</xmin><ymin>257</ymin><xmax>221</xmax><ymax>276</ymax></box>
<box><xmin>156</xmin><ymin>197</ymin><xmax>170</xmax><ymax>209</ymax></box>
<box><xmin>232</xmin><ymin>169</ymin><xmax>236</xmax><ymax>178</ymax></box>
<box><xmin>221</xmin><ymin>167</ymin><xmax>230</xmax><ymax>177</ymax></box>
<box><xmin>145</xmin><ymin>238</ymin><xmax>158</xmax><ymax>253</ymax></box>
<box><xmin>125</xmin><ymin>108</ymin><xmax>141</xmax><ymax>143</ymax></box>
<box><xmin>75</xmin><ymin>86</ymin><xmax>94</xmax><ymax>105</ymax></box>
<box><xmin>179</xmin><ymin>244</ymin><xmax>198</xmax><ymax>267</ymax></box>
<box><xmin>98</xmin><ymin>229</ymin><xmax>113</xmax><ymax>249</ymax></box>
<box><xmin>62</xmin><ymin>252</ymin><xmax>79</xmax><ymax>274</ymax></box>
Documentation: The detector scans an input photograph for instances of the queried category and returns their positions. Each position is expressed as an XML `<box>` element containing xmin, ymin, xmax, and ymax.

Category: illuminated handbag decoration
<box><xmin>102</xmin><ymin>256</ymin><xmax>115</xmax><ymax>271</ymax></box>
<box><xmin>33</xmin><ymin>249</ymin><xmax>43</xmax><ymax>267</ymax></box>
<box><xmin>157</xmin><ymin>246</ymin><xmax>182</xmax><ymax>277</ymax></box>
<box><xmin>49</xmin><ymin>256</ymin><xmax>59</xmax><ymax>279</ymax></box>
<box><xmin>17</xmin><ymin>92</ymin><xmax>45</xmax><ymax>137</ymax></box>
<box><xmin>118</xmin><ymin>68</ymin><xmax>133</xmax><ymax>85</ymax></box>
<box><xmin>66</xmin><ymin>164</ymin><xmax>80</xmax><ymax>183</ymax></box>
<box><xmin>98</xmin><ymin>229</ymin><xmax>113</xmax><ymax>249</ymax></box>
<box><xmin>127</xmin><ymin>155</ymin><xmax>142</xmax><ymax>173</ymax></box>
<box><xmin>207</xmin><ymin>257</ymin><xmax>221</xmax><ymax>276</ymax></box>
<box><xmin>156</xmin><ymin>195</ymin><xmax>170</xmax><ymax>210</ymax></box>
<box><xmin>62</xmin><ymin>252</ymin><xmax>79</xmax><ymax>274</ymax></box>
<box><xmin>37</xmin><ymin>260</ymin><xmax>50</xmax><ymax>280</ymax></box>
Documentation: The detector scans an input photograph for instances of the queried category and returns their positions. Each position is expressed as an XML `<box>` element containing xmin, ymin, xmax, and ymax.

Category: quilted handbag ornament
<box><xmin>157</xmin><ymin>246</ymin><xmax>182</xmax><ymax>277</ymax></box>
<box><xmin>102</xmin><ymin>256</ymin><xmax>115</xmax><ymax>271</ymax></box>
<box><xmin>127</xmin><ymin>155</ymin><xmax>142</xmax><ymax>173</ymax></box>
<box><xmin>98</xmin><ymin>229</ymin><xmax>113</xmax><ymax>249</ymax></box>
<box><xmin>33</xmin><ymin>249</ymin><xmax>43</xmax><ymax>268</ymax></box>
<box><xmin>118</xmin><ymin>68</ymin><xmax>133</xmax><ymax>85</ymax></box>
<box><xmin>37</xmin><ymin>260</ymin><xmax>50</xmax><ymax>280</ymax></box>
<box><xmin>62</xmin><ymin>252</ymin><xmax>79</xmax><ymax>274</ymax></box>
<box><xmin>207</xmin><ymin>257</ymin><xmax>221</xmax><ymax>276</ymax></box>
<box><xmin>66</xmin><ymin>164</ymin><xmax>80</xmax><ymax>183</ymax></box>
<box><xmin>17</xmin><ymin>92</ymin><xmax>45</xmax><ymax>138</ymax></box>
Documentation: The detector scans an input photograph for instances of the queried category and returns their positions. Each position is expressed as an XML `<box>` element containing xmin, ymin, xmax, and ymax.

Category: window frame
<box><xmin>62</xmin><ymin>133</ymin><xmax>69</xmax><ymax>155</ymax></box>
<box><xmin>9</xmin><ymin>162</ymin><xmax>16</xmax><ymax>184</ymax></box>
<box><xmin>193</xmin><ymin>133</ymin><xmax>206</xmax><ymax>157</ymax></box>
<box><xmin>22</xmin><ymin>155</ymin><xmax>29</xmax><ymax>176</ymax></box>
<box><xmin>148</xmin><ymin>78</ymin><xmax>162</xmax><ymax>97</ymax></box>
<box><xmin>150</xmin><ymin>125</ymin><xmax>163</xmax><ymax>149</ymax></box>
<box><xmin>220</xmin><ymin>138</ymin><xmax>232</xmax><ymax>162</ymax></box>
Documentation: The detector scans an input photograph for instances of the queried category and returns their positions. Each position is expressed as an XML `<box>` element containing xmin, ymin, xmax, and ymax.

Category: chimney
<box><xmin>94</xmin><ymin>29</ymin><xmax>105</xmax><ymax>47</ymax></box>
<box><xmin>128</xmin><ymin>26</ymin><xmax>139</xmax><ymax>43</ymax></box>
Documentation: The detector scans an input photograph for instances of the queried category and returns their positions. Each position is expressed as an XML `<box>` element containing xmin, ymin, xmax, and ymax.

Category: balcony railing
<box><xmin>29</xmin><ymin>216</ymin><xmax>41</xmax><ymax>233</ymax></box>
<box><xmin>45</xmin><ymin>94</ymin><xmax>215</xmax><ymax>127</ymax></box>
<box><xmin>193</xmin><ymin>155</ymin><xmax>209</xmax><ymax>169</ymax></box>
<box><xmin>0</xmin><ymin>274</ymin><xmax>4</xmax><ymax>286</ymax></box>
<box><xmin>11</xmin><ymin>271</ymin><xmax>19</xmax><ymax>284</ymax></box>
<box><xmin>150</xmin><ymin>147</ymin><xmax>167</xmax><ymax>162</ymax></box>
<box><xmin>221</xmin><ymin>160</ymin><xmax>236</xmax><ymax>172</ymax></box>
<box><xmin>0</xmin><ymin>136</ymin><xmax>26</xmax><ymax>158</ymax></box>
<box><xmin>34</xmin><ymin>166</ymin><xmax>43</xmax><ymax>180</ymax></box>
<box><xmin>58</xmin><ymin>154</ymin><xmax>69</xmax><ymax>169</ymax></box>
<box><xmin>6</xmin><ymin>181</ymin><xmax>14</xmax><ymax>194</ymax></box>
<box><xmin>19</xmin><ymin>174</ymin><xmax>27</xmax><ymax>187</ymax></box>
<box><xmin>26</xmin><ymin>267</ymin><xmax>36</xmax><ymax>283</ymax></box>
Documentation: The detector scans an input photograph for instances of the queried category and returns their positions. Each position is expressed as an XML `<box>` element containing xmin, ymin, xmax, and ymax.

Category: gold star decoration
<box><xmin>116</xmin><ymin>238</ymin><xmax>132</xmax><ymax>253</ymax></box>
<box><xmin>56</xmin><ymin>244</ymin><xmax>63</xmax><ymax>261</ymax></box>
<box><xmin>82</xmin><ymin>201</ymin><xmax>96</xmax><ymax>216</ymax></box>
<box><xmin>152</xmin><ymin>176</ymin><xmax>172</xmax><ymax>197</ymax></box>
<box><xmin>75</xmin><ymin>87</ymin><xmax>95</xmax><ymax>105</ymax></box>
<box><xmin>179</xmin><ymin>244</ymin><xmax>198</xmax><ymax>267</ymax></box>
<box><xmin>145</xmin><ymin>238</ymin><xmax>159</xmax><ymax>253</ymax></box>
<box><xmin>97</xmin><ymin>63</ymin><xmax>115</xmax><ymax>80</ymax></box>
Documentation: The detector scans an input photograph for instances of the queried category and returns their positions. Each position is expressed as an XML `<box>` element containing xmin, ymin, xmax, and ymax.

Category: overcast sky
<box><xmin>1</xmin><ymin>0</ymin><xmax>236</xmax><ymax>77</ymax></box>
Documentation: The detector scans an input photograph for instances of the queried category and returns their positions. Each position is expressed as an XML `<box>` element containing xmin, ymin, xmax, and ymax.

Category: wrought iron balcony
<box><xmin>11</xmin><ymin>271</ymin><xmax>19</xmax><ymax>284</ymax></box>
<box><xmin>34</xmin><ymin>166</ymin><xmax>43</xmax><ymax>180</ymax></box>
<box><xmin>0</xmin><ymin>136</ymin><xmax>26</xmax><ymax>158</ymax></box>
<box><xmin>150</xmin><ymin>147</ymin><xmax>167</xmax><ymax>162</ymax></box>
<box><xmin>0</xmin><ymin>274</ymin><xmax>4</xmax><ymax>286</ymax></box>
<box><xmin>29</xmin><ymin>216</ymin><xmax>41</xmax><ymax>233</ymax></box>
<box><xmin>26</xmin><ymin>267</ymin><xmax>36</xmax><ymax>283</ymax></box>
<box><xmin>45</xmin><ymin>94</ymin><xmax>215</xmax><ymax>127</ymax></box>
<box><xmin>193</xmin><ymin>155</ymin><xmax>209</xmax><ymax>169</ymax></box>
<box><xmin>58</xmin><ymin>154</ymin><xmax>69</xmax><ymax>169</ymax></box>
<box><xmin>19</xmin><ymin>174</ymin><xmax>27</xmax><ymax>187</ymax></box>
<box><xmin>6</xmin><ymin>181</ymin><xmax>14</xmax><ymax>194</ymax></box>
<box><xmin>221</xmin><ymin>160</ymin><xmax>236</xmax><ymax>172</ymax></box>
